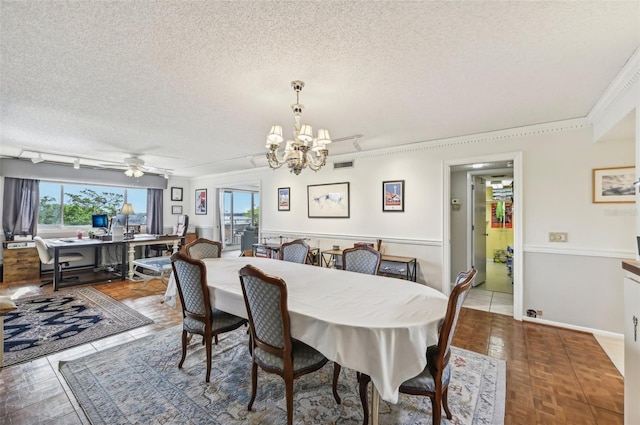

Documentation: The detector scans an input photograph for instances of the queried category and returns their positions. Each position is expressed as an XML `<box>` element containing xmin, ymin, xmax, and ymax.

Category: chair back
<box><xmin>280</xmin><ymin>239</ymin><xmax>310</xmax><ymax>264</ymax></box>
<box><xmin>342</xmin><ymin>245</ymin><xmax>382</xmax><ymax>275</ymax></box>
<box><xmin>173</xmin><ymin>215</ymin><xmax>189</xmax><ymax>237</ymax></box>
<box><xmin>33</xmin><ymin>236</ymin><xmax>53</xmax><ymax>265</ymax></box>
<box><xmin>185</xmin><ymin>238</ymin><xmax>222</xmax><ymax>260</ymax></box>
<box><xmin>239</xmin><ymin>264</ymin><xmax>291</xmax><ymax>357</ymax></box>
<box><xmin>432</xmin><ymin>269</ymin><xmax>476</xmax><ymax>373</ymax></box>
<box><xmin>171</xmin><ymin>252</ymin><xmax>211</xmax><ymax>332</ymax></box>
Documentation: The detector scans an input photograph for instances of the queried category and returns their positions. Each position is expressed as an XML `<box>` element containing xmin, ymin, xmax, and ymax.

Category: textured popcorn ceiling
<box><xmin>1</xmin><ymin>1</ymin><xmax>638</xmax><ymax>177</ymax></box>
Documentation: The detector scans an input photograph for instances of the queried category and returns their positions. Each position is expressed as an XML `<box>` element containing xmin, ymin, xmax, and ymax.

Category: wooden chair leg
<box><xmin>205</xmin><ymin>334</ymin><xmax>212</xmax><ymax>383</ymax></box>
<box><xmin>285</xmin><ymin>374</ymin><xmax>294</xmax><ymax>425</ymax></box>
<box><xmin>178</xmin><ymin>330</ymin><xmax>188</xmax><ymax>369</ymax></box>
<box><xmin>442</xmin><ymin>386</ymin><xmax>452</xmax><ymax>419</ymax></box>
<box><xmin>248</xmin><ymin>361</ymin><xmax>258</xmax><ymax>411</ymax></box>
<box><xmin>432</xmin><ymin>393</ymin><xmax>442</xmax><ymax>425</ymax></box>
<box><xmin>358</xmin><ymin>373</ymin><xmax>370</xmax><ymax>425</ymax></box>
<box><xmin>332</xmin><ymin>363</ymin><xmax>342</xmax><ymax>404</ymax></box>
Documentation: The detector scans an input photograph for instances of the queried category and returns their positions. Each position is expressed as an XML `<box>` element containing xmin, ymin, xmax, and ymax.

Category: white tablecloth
<box><xmin>164</xmin><ymin>256</ymin><xmax>448</xmax><ymax>404</ymax></box>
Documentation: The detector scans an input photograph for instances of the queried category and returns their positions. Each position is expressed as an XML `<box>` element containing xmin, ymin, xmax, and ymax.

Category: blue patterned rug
<box><xmin>60</xmin><ymin>325</ymin><xmax>505</xmax><ymax>424</ymax></box>
<box><xmin>3</xmin><ymin>287</ymin><xmax>153</xmax><ymax>367</ymax></box>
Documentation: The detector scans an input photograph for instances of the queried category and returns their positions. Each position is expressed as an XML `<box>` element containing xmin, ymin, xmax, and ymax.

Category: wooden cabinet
<box><xmin>624</xmin><ymin>272</ymin><xmax>640</xmax><ymax>425</ymax></box>
<box><xmin>184</xmin><ymin>232</ymin><xmax>197</xmax><ymax>246</ymax></box>
<box><xmin>3</xmin><ymin>246</ymin><xmax>40</xmax><ymax>284</ymax></box>
<box><xmin>179</xmin><ymin>232</ymin><xmax>197</xmax><ymax>253</ymax></box>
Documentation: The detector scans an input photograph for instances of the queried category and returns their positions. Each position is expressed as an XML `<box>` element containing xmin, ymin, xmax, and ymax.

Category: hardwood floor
<box><xmin>0</xmin><ymin>279</ymin><xmax>624</xmax><ymax>424</ymax></box>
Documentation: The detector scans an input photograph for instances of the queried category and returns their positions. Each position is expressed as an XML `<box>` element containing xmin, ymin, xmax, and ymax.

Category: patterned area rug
<box><xmin>3</xmin><ymin>287</ymin><xmax>153</xmax><ymax>367</ymax></box>
<box><xmin>60</xmin><ymin>325</ymin><xmax>505</xmax><ymax>424</ymax></box>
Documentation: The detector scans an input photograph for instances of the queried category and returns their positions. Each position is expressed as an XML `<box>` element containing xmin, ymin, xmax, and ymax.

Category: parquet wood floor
<box><xmin>0</xmin><ymin>280</ymin><xmax>624</xmax><ymax>424</ymax></box>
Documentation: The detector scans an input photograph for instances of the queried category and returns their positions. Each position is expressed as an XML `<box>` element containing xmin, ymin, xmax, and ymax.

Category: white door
<box><xmin>472</xmin><ymin>176</ymin><xmax>486</xmax><ymax>285</ymax></box>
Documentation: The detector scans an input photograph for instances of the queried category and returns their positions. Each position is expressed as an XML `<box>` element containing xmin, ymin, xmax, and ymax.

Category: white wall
<box><xmin>189</xmin><ymin>122</ymin><xmax>634</xmax><ymax>334</ymax></box>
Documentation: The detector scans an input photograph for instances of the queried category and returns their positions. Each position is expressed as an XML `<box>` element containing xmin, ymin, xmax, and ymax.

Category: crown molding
<box><xmin>588</xmin><ymin>46</ymin><xmax>640</xmax><ymax>125</ymax></box>
<box><xmin>328</xmin><ymin>117</ymin><xmax>591</xmax><ymax>164</ymax></box>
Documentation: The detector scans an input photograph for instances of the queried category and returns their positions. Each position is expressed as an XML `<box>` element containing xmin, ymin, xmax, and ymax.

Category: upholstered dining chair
<box><xmin>279</xmin><ymin>238</ymin><xmax>310</xmax><ymax>264</ymax></box>
<box><xmin>33</xmin><ymin>236</ymin><xmax>85</xmax><ymax>287</ymax></box>
<box><xmin>170</xmin><ymin>252</ymin><xmax>247</xmax><ymax>383</ymax></box>
<box><xmin>342</xmin><ymin>245</ymin><xmax>382</xmax><ymax>275</ymax></box>
<box><xmin>238</xmin><ymin>264</ymin><xmax>341</xmax><ymax>425</ymax></box>
<box><xmin>185</xmin><ymin>238</ymin><xmax>222</xmax><ymax>260</ymax></box>
<box><xmin>357</xmin><ymin>268</ymin><xmax>477</xmax><ymax>425</ymax></box>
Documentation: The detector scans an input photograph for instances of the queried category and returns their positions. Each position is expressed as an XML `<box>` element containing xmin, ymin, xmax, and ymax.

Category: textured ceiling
<box><xmin>1</xmin><ymin>1</ymin><xmax>638</xmax><ymax>177</ymax></box>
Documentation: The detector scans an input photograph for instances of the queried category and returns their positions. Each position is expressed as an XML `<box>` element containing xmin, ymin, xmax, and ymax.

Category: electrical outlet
<box><xmin>536</xmin><ymin>310</ymin><xmax>543</xmax><ymax>318</ymax></box>
<box><xmin>549</xmin><ymin>232</ymin><xmax>568</xmax><ymax>242</ymax></box>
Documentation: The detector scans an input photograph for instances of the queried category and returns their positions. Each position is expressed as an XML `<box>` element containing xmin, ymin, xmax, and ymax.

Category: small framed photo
<box><xmin>171</xmin><ymin>187</ymin><xmax>183</xmax><ymax>201</ymax></box>
<box><xmin>382</xmin><ymin>180</ymin><xmax>405</xmax><ymax>212</ymax></box>
<box><xmin>171</xmin><ymin>205</ymin><xmax>183</xmax><ymax>215</ymax></box>
<box><xmin>195</xmin><ymin>188</ymin><xmax>207</xmax><ymax>214</ymax></box>
<box><xmin>592</xmin><ymin>166</ymin><xmax>636</xmax><ymax>203</ymax></box>
<box><xmin>278</xmin><ymin>187</ymin><xmax>290</xmax><ymax>211</ymax></box>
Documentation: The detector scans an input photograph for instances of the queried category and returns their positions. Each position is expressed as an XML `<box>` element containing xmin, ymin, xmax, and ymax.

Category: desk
<box><xmin>165</xmin><ymin>256</ymin><xmax>448</xmax><ymax>421</ymax></box>
<box><xmin>321</xmin><ymin>249</ymin><xmax>418</xmax><ymax>281</ymax></box>
<box><xmin>126</xmin><ymin>234</ymin><xmax>180</xmax><ymax>280</ymax></box>
<box><xmin>44</xmin><ymin>235</ymin><xmax>180</xmax><ymax>290</ymax></box>
<box><xmin>45</xmin><ymin>238</ymin><xmax>127</xmax><ymax>291</ymax></box>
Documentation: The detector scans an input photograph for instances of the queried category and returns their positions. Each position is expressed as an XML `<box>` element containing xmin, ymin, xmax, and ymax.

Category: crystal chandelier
<box><xmin>265</xmin><ymin>80</ymin><xmax>331</xmax><ymax>175</ymax></box>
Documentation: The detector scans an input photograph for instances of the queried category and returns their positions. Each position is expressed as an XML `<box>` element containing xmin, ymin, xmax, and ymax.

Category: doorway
<box><xmin>444</xmin><ymin>152</ymin><xmax>522</xmax><ymax>321</ymax></box>
<box><xmin>222</xmin><ymin>189</ymin><xmax>260</xmax><ymax>249</ymax></box>
<box><xmin>471</xmin><ymin>171</ymin><xmax>514</xmax><ymax>295</ymax></box>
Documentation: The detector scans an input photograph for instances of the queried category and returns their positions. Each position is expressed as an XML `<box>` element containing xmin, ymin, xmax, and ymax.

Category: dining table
<box><xmin>164</xmin><ymin>256</ymin><xmax>449</xmax><ymax>424</ymax></box>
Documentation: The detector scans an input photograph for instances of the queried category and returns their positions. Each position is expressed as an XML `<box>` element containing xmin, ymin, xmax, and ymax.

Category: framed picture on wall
<box><xmin>382</xmin><ymin>180</ymin><xmax>405</xmax><ymax>212</ymax></box>
<box><xmin>171</xmin><ymin>205</ymin><xmax>183</xmax><ymax>215</ymax></box>
<box><xmin>592</xmin><ymin>166</ymin><xmax>636</xmax><ymax>203</ymax></box>
<box><xmin>307</xmin><ymin>182</ymin><xmax>350</xmax><ymax>218</ymax></box>
<box><xmin>278</xmin><ymin>187</ymin><xmax>290</xmax><ymax>211</ymax></box>
<box><xmin>170</xmin><ymin>187</ymin><xmax>183</xmax><ymax>201</ymax></box>
<box><xmin>195</xmin><ymin>188</ymin><xmax>207</xmax><ymax>214</ymax></box>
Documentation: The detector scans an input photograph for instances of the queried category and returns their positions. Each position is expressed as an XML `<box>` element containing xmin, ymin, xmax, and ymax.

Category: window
<box><xmin>38</xmin><ymin>182</ymin><xmax>148</xmax><ymax>227</ymax></box>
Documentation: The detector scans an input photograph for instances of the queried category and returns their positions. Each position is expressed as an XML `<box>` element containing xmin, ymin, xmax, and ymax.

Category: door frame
<box><xmin>443</xmin><ymin>151</ymin><xmax>523</xmax><ymax>321</ymax></box>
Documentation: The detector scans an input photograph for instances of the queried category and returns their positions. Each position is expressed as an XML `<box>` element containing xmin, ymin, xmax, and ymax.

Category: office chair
<box><xmin>33</xmin><ymin>236</ymin><xmax>85</xmax><ymax>287</ymax></box>
<box><xmin>357</xmin><ymin>269</ymin><xmax>477</xmax><ymax>425</ymax></box>
<box><xmin>238</xmin><ymin>264</ymin><xmax>341</xmax><ymax>425</ymax></box>
<box><xmin>149</xmin><ymin>214</ymin><xmax>189</xmax><ymax>256</ymax></box>
<box><xmin>170</xmin><ymin>252</ymin><xmax>248</xmax><ymax>382</ymax></box>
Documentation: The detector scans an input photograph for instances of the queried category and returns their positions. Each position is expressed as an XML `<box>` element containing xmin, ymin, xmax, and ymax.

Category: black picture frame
<box><xmin>195</xmin><ymin>188</ymin><xmax>207</xmax><ymax>215</ymax></box>
<box><xmin>278</xmin><ymin>187</ymin><xmax>290</xmax><ymax>211</ymax></box>
<box><xmin>171</xmin><ymin>187</ymin><xmax>183</xmax><ymax>201</ymax></box>
<box><xmin>307</xmin><ymin>182</ymin><xmax>350</xmax><ymax>218</ymax></box>
<box><xmin>171</xmin><ymin>205</ymin><xmax>183</xmax><ymax>215</ymax></box>
<box><xmin>382</xmin><ymin>180</ymin><xmax>405</xmax><ymax>212</ymax></box>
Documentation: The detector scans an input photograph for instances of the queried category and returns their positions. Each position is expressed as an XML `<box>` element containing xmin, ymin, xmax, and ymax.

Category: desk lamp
<box><xmin>120</xmin><ymin>203</ymin><xmax>135</xmax><ymax>238</ymax></box>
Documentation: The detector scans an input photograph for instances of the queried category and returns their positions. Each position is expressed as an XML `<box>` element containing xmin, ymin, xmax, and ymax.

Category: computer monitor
<box><xmin>91</xmin><ymin>214</ymin><xmax>109</xmax><ymax>229</ymax></box>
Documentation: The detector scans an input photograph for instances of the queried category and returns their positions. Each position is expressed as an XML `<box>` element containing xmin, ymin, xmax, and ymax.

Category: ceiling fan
<box><xmin>99</xmin><ymin>154</ymin><xmax>172</xmax><ymax>178</ymax></box>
